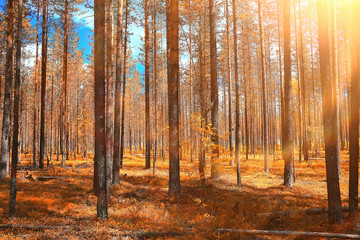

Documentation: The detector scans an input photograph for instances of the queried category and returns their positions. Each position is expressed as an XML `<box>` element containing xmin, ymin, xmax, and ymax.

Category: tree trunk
<box><xmin>94</xmin><ymin>0</ymin><xmax>108</xmax><ymax>220</ymax></box>
<box><xmin>39</xmin><ymin>0</ymin><xmax>48</xmax><ymax>169</ymax></box>
<box><xmin>283</xmin><ymin>0</ymin><xmax>294</xmax><ymax>187</ymax></box>
<box><xmin>120</xmin><ymin>0</ymin><xmax>129</xmax><ymax>172</ymax></box>
<box><xmin>209</xmin><ymin>0</ymin><xmax>220</xmax><ymax>180</ymax></box>
<box><xmin>145</xmin><ymin>0</ymin><xmax>151</xmax><ymax>169</ymax></box>
<box><xmin>0</xmin><ymin>0</ymin><xmax>14</xmax><ymax>179</ymax></box>
<box><xmin>349</xmin><ymin>0</ymin><xmax>360</xmax><ymax>218</ymax></box>
<box><xmin>232</xmin><ymin>0</ymin><xmax>240</xmax><ymax>186</ymax></box>
<box><xmin>257</xmin><ymin>0</ymin><xmax>269</xmax><ymax>173</ymax></box>
<box><xmin>9</xmin><ymin>0</ymin><xmax>22</xmax><ymax>220</ymax></box>
<box><xmin>167</xmin><ymin>0</ymin><xmax>180</xmax><ymax>196</ymax></box>
<box><xmin>317</xmin><ymin>0</ymin><xmax>343</xmax><ymax>224</ymax></box>
<box><xmin>113</xmin><ymin>0</ymin><xmax>124</xmax><ymax>185</ymax></box>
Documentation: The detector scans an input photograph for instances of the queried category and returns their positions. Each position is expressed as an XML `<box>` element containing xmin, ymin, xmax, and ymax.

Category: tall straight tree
<box><xmin>61</xmin><ymin>0</ymin><xmax>69</xmax><ymax>167</ymax></box>
<box><xmin>144</xmin><ymin>0</ymin><xmax>151</xmax><ymax>169</ymax></box>
<box><xmin>317</xmin><ymin>0</ymin><xmax>343</xmax><ymax>224</ymax></box>
<box><xmin>152</xmin><ymin>3</ymin><xmax>158</xmax><ymax>175</ymax></box>
<box><xmin>232</xmin><ymin>0</ymin><xmax>241</xmax><ymax>186</ymax></box>
<box><xmin>94</xmin><ymin>0</ymin><xmax>108</xmax><ymax>220</ymax></box>
<box><xmin>32</xmin><ymin>0</ymin><xmax>40</xmax><ymax>168</ymax></box>
<box><xmin>283</xmin><ymin>0</ymin><xmax>294</xmax><ymax>187</ymax></box>
<box><xmin>349</xmin><ymin>0</ymin><xmax>360</xmax><ymax>218</ymax></box>
<box><xmin>0</xmin><ymin>0</ymin><xmax>14</xmax><ymax>179</ymax></box>
<box><xmin>120</xmin><ymin>0</ymin><xmax>129</xmax><ymax>174</ymax></box>
<box><xmin>226</xmin><ymin>0</ymin><xmax>233</xmax><ymax>160</ymax></box>
<box><xmin>209</xmin><ymin>0</ymin><xmax>220</xmax><ymax>180</ymax></box>
<box><xmin>257</xmin><ymin>0</ymin><xmax>269</xmax><ymax>173</ymax></box>
<box><xmin>105</xmin><ymin>0</ymin><xmax>114</xmax><ymax>196</ymax></box>
<box><xmin>167</xmin><ymin>0</ymin><xmax>180</xmax><ymax>196</ymax></box>
<box><xmin>9</xmin><ymin>0</ymin><xmax>23</xmax><ymax>220</ymax></box>
<box><xmin>39</xmin><ymin>0</ymin><xmax>48</xmax><ymax>169</ymax></box>
<box><xmin>113</xmin><ymin>0</ymin><xmax>124</xmax><ymax>185</ymax></box>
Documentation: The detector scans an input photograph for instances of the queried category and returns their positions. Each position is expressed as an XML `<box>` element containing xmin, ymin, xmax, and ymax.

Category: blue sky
<box><xmin>0</xmin><ymin>0</ymin><xmax>144</xmax><ymax>73</ymax></box>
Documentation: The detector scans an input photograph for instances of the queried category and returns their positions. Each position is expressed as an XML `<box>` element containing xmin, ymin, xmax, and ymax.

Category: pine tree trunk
<box><xmin>145</xmin><ymin>0</ymin><xmax>151</xmax><ymax>169</ymax></box>
<box><xmin>167</xmin><ymin>0</ymin><xmax>180</xmax><ymax>196</ymax></box>
<box><xmin>9</xmin><ymin>0</ymin><xmax>22</xmax><ymax>219</ymax></box>
<box><xmin>94</xmin><ymin>0</ymin><xmax>108</xmax><ymax>220</ymax></box>
<box><xmin>209</xmin><ymin>0</ymin><xmax>220</xmax><ymax>180</ymax></box>
<box><xmin>232</xmin><ymin>0</ymin><xmax>240</xmax><ymax>186</ymax></box>
<box><xmin>349</xmin><ymin>0</ymin><xmax>359</xmax><ymax>218</ymax></box>
<box><xmin>317</xmin><ymin>0</ymin><xmax>343</xmax><ymax>224</ymax></box>
<box><xmin>113</xmin><ymin>0</ymin><xmax>124</xmax><ymax>185</ymax></box>
<box><xmin>0</xmin><ymin>0</ymin><xmax>14</xmax><ymax>179</ymax></box>
<box><xmin>39</xmin><ymin>0</ymin><xmax>48</xmax><ymax>169</ymax></box>
<box><xmin>283</xmin><ymin>0</ymin><xmax>294</xmax><ymax>187</ymax></box>
<box><xmin>257</xmin><ymin>0</ymin><xmax>269</xmax><ymax>173</ymax></box>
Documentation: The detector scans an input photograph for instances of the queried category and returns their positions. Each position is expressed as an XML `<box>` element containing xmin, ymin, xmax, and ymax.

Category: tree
<box><xmin>113</xmin><ymin>0</ymin><xmax>124</xmax><ymax>185</ymax></box>
<box><xmin>39</xmin><ymin>0</ymin><xmax>48</xmax><ymax>169</ymax></box>
<box><xmin>209</xmin><ymin>0</ymin><xmax>220</xmax><ymax>180</ymax></box>
<box><xmin>349</xmin><ymin>0</ymin><xmax>359</xmax><ymax>218</ymax></box>
<box><xmin>167</xmin><ymin>0</ymin><xmax>180</xmax><ymax>196</ymax></box>
<box><xmin>120</xmin><ymin>0</ymin><xmax>129</xmax><ymax>175</ymax></box>
<box><xmin>61</xmin><ymin>0</ymin><xmax>69</xmax><ymax>167</ymax></box>
<box><xmin>145</xmin><ymin>0</ymin><xmax>151</xmax><ymax>169</ymax></box>
<box><xmin>232</xmin><ymin>0</ymin><xmax>240</xmax><ymax>186</ymax></box>
<box><xmin>94</xmin><ymin>0</ymin><xmax>108</xmax><ymax>220</ymax></box>
<box><xmin>317</xmin><ymin>0</ymin><xmax>343</xmax><ymax>224</ymax></box>
<box><xmin>283</xmin><ymin>0</ymin><xmax>294</xmax><ymax>187</ymax></box>
<box><xmin>0</xmin><ymin>0</ymin><xmax>15</xmax><ymax>179</ymax></box>
<box><xmin>9</xmin><ymin>0</ymin><xmax>23</xmax><ymax>220</ymax></box>
<box><xmin>257</xmin><ymin>0</ymin><xmax>269</xmax><ymax>173</ymax></box>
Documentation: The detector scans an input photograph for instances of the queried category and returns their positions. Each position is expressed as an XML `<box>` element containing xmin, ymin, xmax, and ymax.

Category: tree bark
<box><xmin>94</xmin><ymin>0</ymin><xmax>108</xmax><ymax>220</ymax></box>
<box><xmin>167</xmin><ymin>0</ymin><xmax>180</xmax><ymax>196</ymax></box>
<box><xmin>39</xmin><ymin>0</ymin><xmax>48</xmax><ymax>169</ymax></box>
<box><xmin>9</xmin><ymin>0</ymin><xmax>23</xmax><ymax>220</ymax></box>
<box><xmin>349</xmin><ymin>0</ymin><xmax>360</xmax><ymax>218</ymax></box>
<box><xmin>317</xmin><ymin>0</ymin><xmax>343</xmax><ymax>224</ymax></box>
<box><xmin>113</xmin><ymin>0</ymin><xmax>124</xmax><ymax>185</ymax></box>
<box><xmin>209</xmin><ymin>0</ymin><xmax>220</xmax><ymax>180</ymax></box>
<box><xmin>145</xmin><ymin>0</ymin><xmax>151</xmax><ymax>169</ymax></box>
<box><xmin>257</xmin><ymin>0</ymin><xmax>269</xmax><ymax>173</ymax></box>
<box><xmin>283</xmin><ymin>0</ymin><xmax>294</xmax><ymax>187</ymax></box>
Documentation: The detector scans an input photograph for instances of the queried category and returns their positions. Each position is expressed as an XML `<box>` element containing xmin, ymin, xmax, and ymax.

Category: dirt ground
<box><xmin>0</xmin><ymin>151</ymin><xmax>359</xmax><ymax>239</ymax></box>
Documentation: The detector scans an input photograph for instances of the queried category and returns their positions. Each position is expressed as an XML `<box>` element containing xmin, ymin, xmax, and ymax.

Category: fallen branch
<box><xmin>257</xmin><ymin>207</ymin><xmax>349</xmax><ymax>217</ymax></box>
<box><xmin>36</xmin><ymin>176</ymin><xmax>68</xmax><ymax>181</ymax></box>
<box><xmin>216</xmin><ymin>229</ymin><xmax>360</xmax><ymax>239</ymax></box>
<box><xmin>0</xmin><ymin>224</ymin><xmax>86</xmax><ymax>230</ymax></box>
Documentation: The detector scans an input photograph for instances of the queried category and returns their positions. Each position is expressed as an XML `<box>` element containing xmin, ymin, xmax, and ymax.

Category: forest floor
<box><xmin>0</xmin><ymin>151</ymin><xmax>359</xmax><ymax>239</ymax></box>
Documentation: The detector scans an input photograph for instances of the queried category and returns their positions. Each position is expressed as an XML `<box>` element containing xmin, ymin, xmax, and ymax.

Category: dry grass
<box><xmin>0</xmin><ymin>150</ymin><xmax>359</xmax><ymax>239</ymax></box>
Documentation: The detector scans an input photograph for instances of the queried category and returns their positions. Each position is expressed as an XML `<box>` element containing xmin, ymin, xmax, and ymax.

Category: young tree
<box><xmin>0</xmin><ymin>0</ymin><xmax>14</xmax><ymax>179</ymax></box>
<box><xmin>167</xmin><ymin>0</ymin><xmax>180</xmax><ymax>196</ymax></box>
<box><xmin>94</xmin><ymin>0</ymin><xmax>108</xmax><ymax>220</ymax></box>
<box><xmin>317</xmin><ymin>0</ymin><xmax>343</xmax><ymax>224</ymax></box>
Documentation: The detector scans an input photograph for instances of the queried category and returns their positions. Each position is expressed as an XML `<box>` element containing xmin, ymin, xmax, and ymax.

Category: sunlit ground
<box><xmin>0</xmin><ymin>149</ymin><xmax>359</xmax><ymax>239</ymax></box>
